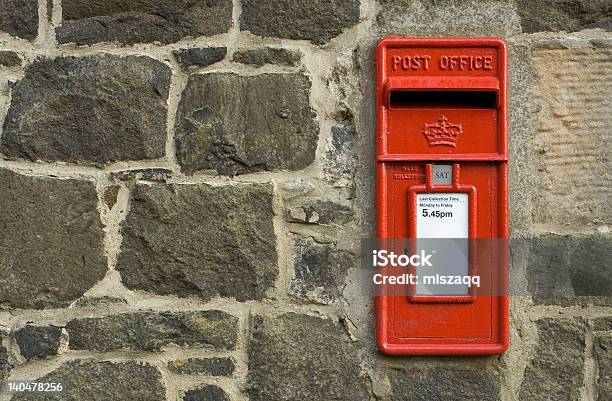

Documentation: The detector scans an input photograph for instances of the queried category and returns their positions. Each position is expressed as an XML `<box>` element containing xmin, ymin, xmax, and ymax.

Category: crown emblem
<box><xmin>422</xmin><ymin>115</ymin><xmax>463</xmax><ymax>147</ymax></box>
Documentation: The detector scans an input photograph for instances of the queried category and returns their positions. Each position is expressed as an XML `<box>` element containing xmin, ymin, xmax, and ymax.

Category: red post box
<box><xmin>375</xmin><ymin>37</ymin><xmax>509</xmax><ymax>355</ymax></box>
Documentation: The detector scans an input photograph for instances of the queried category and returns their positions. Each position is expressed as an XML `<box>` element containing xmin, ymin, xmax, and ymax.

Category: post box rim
<box><xmin>377</xmin><ymin>36</ymin><xmax>507</xmax><ymax>52</ymax></box>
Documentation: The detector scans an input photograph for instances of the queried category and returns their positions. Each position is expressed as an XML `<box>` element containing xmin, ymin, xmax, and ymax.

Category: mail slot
<box><xmin>375</xmin><ymin>37</ymin><xmax>509</xmax><ymax>355</ymax></box>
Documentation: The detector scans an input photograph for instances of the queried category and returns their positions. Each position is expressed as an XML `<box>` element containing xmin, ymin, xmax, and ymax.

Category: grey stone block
<box><xmin>174</xmin><ymin>47</ymin><xmax>227</xmax><ymax>71</ymax></box>
<box><xmin>0</xmin><ymin>169</ymin><xmax>107</xmax><ymax>309</ymax></box>
<box><xmin>66</xmin><ymin>311</ymin><xmax>238</xmax><ymax>352</ymax></box>
<box><xmin>377</xmin><ymin>0</ymin><xmax>520</xmax><ymax>36</ymax></box>
<box><xmin>240</xmin><ymin>0</ymin><xmax>360</xmax><ymax>45</ymax></box>
<box><xmin>387</xmin><ymin>368</ymin><xmax>501</xmax><ymax>401</ymax></box>
<box><xmin>322</xmin><ymin>107</ymin><xmax>358</xmax><ymax>188</ymax></box>
<box><xmin>57</xmin><ymin>0</ymin><xmax>233</xmax><ymax>45</ymax></box>
<box><xmin>527</xmin><ymin>234</ymin><xmax>612</xmax><ymax>305</ymax></box>
<box><xmin>247</xmin><ymin>313</ymin><xmax>368</xmax><ymax>401</ymax></box>
<box><xmin>0</xmin><ymin>329</ymin><xmax>10</xmax><ymax>380</ymax></box>
<box><xmin>287</xmin><ymin>200</ymin><xmax>354</xmax><ymax>225</ymax></box>
<box><xmin>517</xmin><ymin>0</ymin><xmax>612</xmax><ymax>33</ymax></box>
<box><xmin>0</xmin><ymin>51</ymin><xmax>22</xmax><ymax>67</ymax></box>
<box><xmin>232</xmin><ymin>48</ymin><xmax>301</xmax><ymax>67</ymax></box>
<box><xmin>110</xmin><ymin>168</ymin><xmax>172</xmax><ymax>182</ymax></box>
<box><xmin>290</xmin><ymin>236</ymin><xmax>355</xmax><ymax>304</ymax></box>
<box><xmin>168</xmin><ymin>357</ymin><xmax>235</xmax><ymax>376</ymax></box>
<box><xmin>1</xmin><ymin>55</ymin><xmax>171</xmax><ymax>165</ymax></box>
<box><xmin>175</xmin><ymin>72</ymin><xmax>318</xmax><ymax>175</ymax></box>
<box><xmin>595</xmin><ymin>335</ymin><xmax>612</xmax><ymax>401</ymax></box>
<box><xmin>519</xmin><ymin>318</ymin><xmax>586</xmax><ymax>401</ymax></box>
<box><xmin>183</xmin><ymin>385</ymin><xmax>230</xmax><ymax>401</ymax></box>
<box><xmin>0</xmin><ymin>0</ymin><xmax>38</xmax><ymax>40</ymax></box>
<box><xmin>11</xmin><ymin>361</ymin><xmax>165</xmax><ymax>401</ymax></box>
<box><xmin>116</xmin><ymin>182</ymin><xmax>277</xmax><ymax>301</ymax></box>
<box><xmin>14</xmin><ymin>325</ymin><xmax>62</xmax><ymax>360</ymax></box>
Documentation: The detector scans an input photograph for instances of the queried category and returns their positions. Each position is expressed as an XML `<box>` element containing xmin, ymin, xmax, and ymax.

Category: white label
<box><xmin>416</xmin><ymin>193</ymin><xmax>469</xmax><ymax>295</ymax></box>
<box><xmin>416</xmin><ymin>193</ymin><xmax>468</xmax><ymax>238</ymax></box>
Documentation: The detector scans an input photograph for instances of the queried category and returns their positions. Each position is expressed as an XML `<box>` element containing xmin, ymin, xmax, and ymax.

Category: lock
<box><xmin>375</xmin><ymin>37</ymin><xmax>509</xmax><ymax>355</ymax></box>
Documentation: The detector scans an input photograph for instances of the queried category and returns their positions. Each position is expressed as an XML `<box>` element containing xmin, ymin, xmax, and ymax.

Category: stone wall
<box><xmin>0</xmin><ymin>1</ymin><xmax>610</xmax><ymax>400</ymax></box>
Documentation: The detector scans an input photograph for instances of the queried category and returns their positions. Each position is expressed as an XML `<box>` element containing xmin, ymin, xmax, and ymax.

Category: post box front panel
<box><xmin>376</xmin><ymin>38</ymin><xmax>508</xmax><ymax>355</ymax></box>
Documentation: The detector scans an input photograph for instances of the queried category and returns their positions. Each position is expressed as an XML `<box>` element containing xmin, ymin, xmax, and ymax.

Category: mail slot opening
<box><xmin>389</xmin><ymin>90</ymin><xmax>497</xmax><ymax>109</ymax></box>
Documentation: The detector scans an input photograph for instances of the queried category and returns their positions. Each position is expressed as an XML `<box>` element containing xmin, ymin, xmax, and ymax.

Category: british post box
<box><xmin>375</xmin><ymin>37</ymin><xmax>509</xmax><ymax>355</ymax></box>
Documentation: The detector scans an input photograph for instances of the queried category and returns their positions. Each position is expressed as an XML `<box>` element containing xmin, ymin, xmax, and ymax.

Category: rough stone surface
<box><xmin>117</xmin><ymin>182</ymin><xmax>277</xmax><ymax>301</ymax></box>
<box><xmin>240</xmin><ymin>0</ymin><xmax>360</xmax><ymax>45</ymax></box>
<box><xmin>507</xmin><ymin>42</ymin><xmax>537</xmax><ymax>237</ymax></box>
<box><xmin>388</xmin><ymin>368</ymin><xmax>501</xmax><ymax>401</ymax></box>
<box><xmin>0</xmin><ymin>169</ymin><xmax>107</xmax><ymax>309</ymax></box>
<box><xmin>519</xmin><ymin>318</ymin><xmax>586</xmax><ymax>401</ymax></box>
<box><xmin>595</xmin><ymin>335</ymin><xmax>612</xmax><ymax>401</ymax></box>
<box><xmin>1</xmin><ymin>55</ymin><xmax>171</xmax><ymax>165</ymax></box>
<box><xmin>287</xmin><ymin>200</ymin><xmax>354</xmax><ymax>225</ymax></box>
<box><xmin>11</xmin><ymin>361</ymin><xmax>165</xmax><ymax>401</ymax></box>
<box><xmin>110</xmin><ymin>168</ymin><xmax>172</xmax><ymax>182</ymax></box>
<box><xmin>290</xmin><ymin>236</ymin><xmax>355</xmax><ymax>304</ymax></box>
<box><xmin>323</xmin><ymin>106</ymin><xmax>358</xmax><ymax>188</ymax></box>
<box><xmin>247</xmin><ymin>313</ymin><xmax>368</xmax><ymax>401</ymax></box>
<box><xmin>377</xmin><ymin>0</ymin><xmax>520</xmax><ymax>36</ymax></box>
<box><xmin>0</xmin><ymin>0</ymin><xmax>38</xmax><ymax>40</ymax></box>
<box><xmin>0</xmin><ymin>329</ymin><xmax>9</xmax><ymax>379</ymax></box>
<box><xmin>517</xmin><ymin>0</ymin><xmax>612</xmax><ymax>33</ymax></box>
<box><xmin>103</xmin><ymin>185</ymin><xmax>121</xmax><ymax>209</ymax></box>
<box><xmin>169</xmin><ymin>357</ymin><xmax>235</xmax><ymax>376</ymax></box>
<box><xmin>532</xmin><ymin>47</ymin><xmax>612</xmax><ymax>227</ymax></box>
<box><xmin>283</xmin><ymin>179</ymin><xmax>315</xmax><ymax>198</ymax></box>
<box><xmin>66</xmin><ymin>311</ymin><xmax>238</xmax><ymax>352</ymax></box>
<box><xmin>57</xmin><ymin>0</ymin><xmax>233</xmax><ymax>45</ymax></box>
<box><xmin>175</xmin><ymin>73</ymin><xmax>318</xmax><ymax>175</ymax></box>
<box><xmin>183</xmin><ymin>385</ymin><xmax>230</xmax><ymax>401</ymax></box>
<box><xmin>324</xmin><ymin>124</ymin><xmax>358</xmax><ymax>184</ymax></box>
<box><xmin>593</xmin><ymin>317</ymin><xmax>612</xmax><ymax>332</ymax></box>
<box><xmin>14</xmin><ymin>325</ymin><xmax>62</xmax><ymax>360</ymax></box>
<box><xmin>232</xmin><ymin>48</ymin><xmax>301</xmax><ymax>67</ymax></box>
<box><xmin>174</xmin><ymin>47</ymin><xmax>227</xmax><ymax>71</ymax></box>
<box><xmin>0</xmin><ymin>51</ymin><xmax>21</xmax><ymax>67</ymax></box>
<box><xmin>527</xmin><ymin>235</ymin><xmax>612</xmax><ymax>304</ymax></box>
